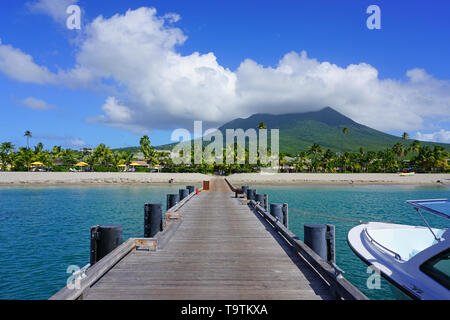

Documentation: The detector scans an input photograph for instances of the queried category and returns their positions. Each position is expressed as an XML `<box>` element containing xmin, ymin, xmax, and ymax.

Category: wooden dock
<box><xmin>51</xmin><ymin>177</ymin><xmax>367</xmax><ymax>300</ymax></box>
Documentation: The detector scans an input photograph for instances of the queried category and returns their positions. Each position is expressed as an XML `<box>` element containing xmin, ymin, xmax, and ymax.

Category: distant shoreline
<box><xmin>226</xmin><ymin>173</ymin><xmax>449</xmax><ymax>185</ymax></box>
<box><xmin>0</xmin><ymin>172</ymin><xmax>211</xmax><ymax>186</ymax></box>
<box><xmin>0</xmin><ymin>172</ymin><xmax>448</xmax><ymax>186</ymax></box>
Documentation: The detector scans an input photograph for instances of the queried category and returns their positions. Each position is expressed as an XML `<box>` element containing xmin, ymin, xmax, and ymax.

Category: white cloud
<box><xmin>19</xmin><ymin>97</ymin><xmax>57</xmax><ymax>110</ymax></box>
<box><xmin>26</xmin><ymin>0</ymin><xmax>78</xmax><ymax>24</ymax></box>
<box><xmin>33</xmin><ymin>134</ymin><xmax>87</xmax><ymax>148</ymax></box>
<box><xmin>1</xmin><ymin>6</ymin><xmax>450</xmax><ymax>135</ymax></box>
<box><xmin>69</xmin><ymin>138</ymin><xmax>86</xmax><ymax>148</ymax></box>
<box><xmin>415</xmin><ymin>130</ymin><xmax>450</xmax><ymax>143</ymax></box>
<box><xmin>88</xmin><ymin>97</ymin><xmax>141</xmax><ymax>131</ymax></box>
<box><xmin>0</xmin><ymin>39</ymin><xmax>57</xmax><ymax>84</ymax></box>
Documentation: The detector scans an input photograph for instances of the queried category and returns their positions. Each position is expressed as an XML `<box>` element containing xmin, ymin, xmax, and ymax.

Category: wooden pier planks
<box><xmin>82</xmin><ymin>178</ymin><xmax>334</xmax><ymax>300</ymax></box>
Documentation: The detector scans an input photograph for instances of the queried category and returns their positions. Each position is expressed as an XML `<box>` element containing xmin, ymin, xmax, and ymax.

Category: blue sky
<box><xmin>1</xmin><ymin>0</ymin><xmax>449</xmax><ymax>150</ymax></box>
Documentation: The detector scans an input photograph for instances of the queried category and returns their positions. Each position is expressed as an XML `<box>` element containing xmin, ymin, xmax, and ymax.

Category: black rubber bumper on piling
<box><xmin>167</xmin><ymin>194</ymin><xmax>180</xmax><ymax>210</ymax></box>
<box><xmin>90</xmin><ymin>225</ymin><xmax>123</xmax><ymax>265</ymax></box>
<box><xmin>256</xmin><ymin>194</ymin><xmax>268</xmax><ymax>211</ymax></box>
<box><xmin>186</xmin><ymin>186</ymin><xmax>195</xmax><ymax>194</ymax></box>
<box><xmin>270</xmin><ymin>203</ymin><xmax>288</xmax><ymax>227</ymax></box>
<box><xmin>179</xmin><ymin>189</ymin><xmax>189</xmax><ymax>201</ymax></box>
<box><xmin>255</xmin><ymin>194</ymin><xmax>265</xmax><ymax>207</ymax></box>
<box><xmin>304</xmin><ymin>224</ymin><xmax>327</xmax><ymax>260</ymax></box>
<box><xmin>144</xmin><ymin>204</ymin><xmax>163</xmax><ymax>238</ymax></box>
<box><xmin>247</xmin><ymin>189</ymin><xmax>256</xmax><ymax>201</ymax></box>
<box><xmin>270</xmin><ymin>203</ymin><xmax>283</xmax><ymax>221</ymax></box>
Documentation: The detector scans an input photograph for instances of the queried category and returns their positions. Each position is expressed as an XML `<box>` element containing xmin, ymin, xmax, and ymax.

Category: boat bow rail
<box><xmin>363</xmin><ymin>227</ymin><xmax>403</xmax><ymax>261</ymax></box>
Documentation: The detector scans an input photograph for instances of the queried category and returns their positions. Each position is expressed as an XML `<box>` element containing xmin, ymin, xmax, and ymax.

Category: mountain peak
<box><xmin>154</xmin><ymin>106</ymin><xmax>449</xmax><ymax>154</ymax></box>
<box><xmin>217</xmin><ymin>106</ymin><xmax>403</xmax><ymax>153</ymax></box>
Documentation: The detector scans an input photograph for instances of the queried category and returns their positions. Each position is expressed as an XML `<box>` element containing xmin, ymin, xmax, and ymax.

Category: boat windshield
<box><xmin>420</xmin><ymin>248</ymin><xmax>450</xmax><ymax>290</ymax></box>
<box><xmin>407</xmin><ymin>199</ymin><xmax>450</xmax><ymax>219</ymax></box>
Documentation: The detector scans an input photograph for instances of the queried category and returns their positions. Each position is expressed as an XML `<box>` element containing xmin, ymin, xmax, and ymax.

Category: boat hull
<box><xmin>348</xmin><ymin>222</ymin><xmax>450</xmax><ymax>300</ymax></box>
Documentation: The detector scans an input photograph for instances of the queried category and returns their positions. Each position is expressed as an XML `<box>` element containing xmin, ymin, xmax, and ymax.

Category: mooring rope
<box><xmin>289</xmin><ymin>208</ymin><xmax>367</xmax><ymax>224</ymax></box>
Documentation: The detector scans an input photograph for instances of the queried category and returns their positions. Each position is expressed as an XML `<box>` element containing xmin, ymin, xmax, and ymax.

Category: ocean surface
<box><xmin>0</xmin><ymin>183</ymin><xmax>448</xmax><ymax>300</ymax></box>
<box><xmin>253</xmin><ymin>184</ymin><xmax>450</xmax><ymax>300</ymax></box>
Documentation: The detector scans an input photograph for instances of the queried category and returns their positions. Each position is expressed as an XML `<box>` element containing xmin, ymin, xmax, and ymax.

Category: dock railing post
<box><xmin>144</xmin><ymin>204</ymin><xmax>163</xmax><ymax>238</ymax></box>
<box><xmin>90</xmin><ymin>225</ymin><xmax>123</xmax><ymax>266</ymax></box>
<box><xmin>326</xmin><ymin>224</ymin><xmax>336</xmax><ymax>264</ymax></box>
<box><xmin>282</xmin><ymin>203</ymin><xmax>288</xmax><ymax>228</ymax></box>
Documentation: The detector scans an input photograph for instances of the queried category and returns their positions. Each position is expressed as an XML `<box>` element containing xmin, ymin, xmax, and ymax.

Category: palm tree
<box><xmin>392</xmin><ymin>143</ymin><xmax>406</xmax><ymax>169</ymax></box>
<box><xmin>341</xmin><ymin>128</ymin><xmax>349</xmax><ymax>152</ymax></box>
<box><xmin>140</xmin><ymin>135</ymin><xmax>151</xmax><ymax>151</ymax></box>
<box><xmin>36</xmin><ymin>151</ymin><xmax>54</xmax><ymax>168</ymax></box>
<box><xmin>339</xmin><ymin>152</ymin><xmax>351</xmax><ymax>173</ymax></box>
<box><xmin>308</xmin><ymin>143</ymin><xmax>323</xmax><ymax>172</ymax></box>
<box><xmin>1</xmin><ymin>142</ymin><xmax>15</xmax><ymax>171</ymax></box>
<box><xmin>257</xmin><ymin>122</ymin><xmax>267</xmax><ymax>130</ymax></box>
<box><xmin>365</xmin><ymin>151</ymin><xmax>377</xmax><ymax>173</ymax></box>
<box><xmin>18</xmin><ymin>147</ymin><xmax>34</xmax><ymax>171</ymax></box>
<box><xmin>402</xmin><ymin>132</ymin><xmax>409</xmax><ymax>141</ymax></box>
<box><xmin>24</xmin><ymin>131</ymin><xmax>32</xmax><ymax>149</ymax></box>
<box><xmin>413</xmin><ymin>146</ymin><xmax>433</xmax><ymax>172</ymax></box>
<box><xmin>52</xmin><ymin>146</ymin><xmax>63</xmax><ymax>160</ymax></box>
<box><xmin>93</xmin><ymin>144</ymin><xmax>112</xmax><ymax>166</ymax></box>
<box><xmin>294</xmin><ymin>152</ymin><xmax>308</xmax><ymax>172</ymax></box>
<box><xmin>322</xmin><ymin>149</ymin><xmax>336</xmax><ymax>173</ymax></box>
<box><xmin>34</xmin><ymin>142</ymin><xmax>44</xmax><ymax>154</ymax></box>
<box><xmin>1</xmin><ymin>142</ymin><xmax>14</xmax><ymax>153</ymax></box>
<box><xmin>85</xmin><ymin>154</ymin><xmax>97</xmax><ymax>172</ymax></box>
<box><xmin>432</xmin><ymin>146</ymin><xmax>448</xmax><ymax>172</ymax></box>
<box><xmin>122</xmin><ymin>152</ymin><xmax>135</xmax><ymax>167</ymax></box>
<box><xmin>279</xmin><ymin>152</ymin><xmax>287</xmax><ymax>172</ymax></box>
<box><xmin>61</xmin><ymin>149</ymin><xmax>77</xmax><ymax>167</ymax></box>
<box><xmin>140</xmin><ymin>135</ymin><xmax>158</xmax><ymax>166</ymax></box>
<box><xmin>409</xmin><ymin>140</ymin><xmax>422</xmax><ymax>154</ymax></box>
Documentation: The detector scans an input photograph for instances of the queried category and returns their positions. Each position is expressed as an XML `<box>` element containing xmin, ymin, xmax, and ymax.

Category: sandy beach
<box><xmin>227</xmin><ymin>173</ymin><xmax>449</xmax><ymax>185</ymax></box>
<box><xmin>0</xmin><ymin>172</ymin><xmax>212</xmax><ymax>185</ymax></box>
<box><xmin>0</xmin><ymin>172</ymin><xmax>448</xmax><ymax>186</ymax></box>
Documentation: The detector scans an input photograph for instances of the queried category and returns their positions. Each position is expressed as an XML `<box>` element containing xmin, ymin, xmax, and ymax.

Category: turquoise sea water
<box><xmin>0</xmin><ymin>184</ymin><xmax>201</xmax><ymax>300</ymax></box>
<box><xmin>0</xmin><ymin>183</ymin><xmax>448</xmax><ymax>300</ymax></box>
<box><xmin>253</xmin><ymin>184</ymin><xmax>450</xmax><ymax>300</ymax></box>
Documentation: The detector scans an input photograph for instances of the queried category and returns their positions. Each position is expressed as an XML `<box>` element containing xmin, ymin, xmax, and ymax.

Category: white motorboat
<box><xmin>348</xmin><ymin>199</ymin><xmax>449</xmax><ymax>300</ymax></box>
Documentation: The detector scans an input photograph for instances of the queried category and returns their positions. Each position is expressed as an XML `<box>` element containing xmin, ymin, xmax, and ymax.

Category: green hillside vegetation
<box><xmin>129</xmin><ymin>107</ymin><xmax>450</xmax><ymax>155</ymax></box>
<box><xmin>218</xmin><ymin>107</ymin><xmax>450</xmax><ymax>154</ymax></box>
<box><xmin>2</xmin><ymin>109</ymin><xmax>449</xmax><ymax>174</ymax></box>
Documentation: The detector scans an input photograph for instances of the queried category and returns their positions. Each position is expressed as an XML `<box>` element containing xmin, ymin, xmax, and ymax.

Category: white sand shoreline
<box><xmin>0</xmin><ymin>172</ymin><xmax>448</xmax><ymax>186</ymax></box>
<box><xmin>226</xmin><ymin>173</ymin><xmax>449</xmax><ymax>185</ymax></box>
<box><xmin>0</xmin><ymin>172</ymin><xmax>212</xmax><ymax>185</ymax></box>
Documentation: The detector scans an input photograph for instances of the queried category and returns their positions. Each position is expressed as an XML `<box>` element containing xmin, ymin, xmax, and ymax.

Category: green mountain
<box><xmin>218</xmin><ymin>107</ymin><xmax>450</xmax><ymax>154</ymax></box>
<box><xmin>117</xmin><ymin>107</ymin><xmax>450</xmax><ymax>155</ymax></box>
